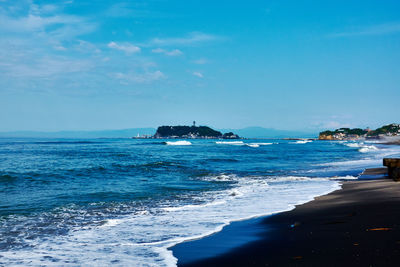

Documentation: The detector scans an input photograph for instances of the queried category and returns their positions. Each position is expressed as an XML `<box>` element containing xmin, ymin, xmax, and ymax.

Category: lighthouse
<box><xmin>193</xmin><ymin>121</ymin><xmax>196</xmax><ymax>127</ymax></box>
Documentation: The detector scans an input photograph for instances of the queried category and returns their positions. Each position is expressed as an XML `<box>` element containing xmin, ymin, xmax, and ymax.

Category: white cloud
<box><xmin>150</xmin><ymin>32</ymin><xmax>221</xmax><ymax>46</ymax></box>
<box><xmin>30</xmin><ymin>4</ymin><xmax>60</xmax><ymax>15</ymax></box>
<box><xmin>151</xmin><ymin>48</ymin><xmax>183</xmax><ymax>56</ymax></box>
<box><xmin>0</xmin><ymin>2</ymin><xmax>97</xmax><ymax>42</ymax></box>
<box><xmin>192</xmin><ymin>71</ymin><xmax>203</xmax><ymax>78</ymax></box>
<box><xmin>108</xmin><ymin>41</ymin><xmax>141</xmax><ymax>54</ymax></box>
<box><xmin>0</xmin><ymin>1</ymin><xmax>161</xmax><ymax>94</ymax></box>
<box><xmin>0</xmin><ymin>55</ymin><xmax>93</xmax><ymax>78</ymax></box>
<box><xmin>329</xmin><ymin>22</ymin><xmax>400</xmax><ymax>38</ymax></box>
<box><xmin>0</xmin><ymin>14</ymin><xmax>84</xmax><ymax>32</ymax></box>
<box><xmin>114</xmin><ymin>70</ymin><xmax>165</xmax><ymax>83</ymax></box>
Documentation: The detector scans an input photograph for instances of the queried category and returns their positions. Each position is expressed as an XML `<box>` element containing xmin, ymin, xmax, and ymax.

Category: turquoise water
<box><xmin>0</xmin><ymin>138</ymin><xmax>398</xmax><ymax>266</ymax></box>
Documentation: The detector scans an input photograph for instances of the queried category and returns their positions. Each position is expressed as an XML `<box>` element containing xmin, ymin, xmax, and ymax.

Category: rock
<box><xmin>222</xmin><ymin>132</ymin><xmax>239</xmax><ymax>139</ymax></box>
<box><xmin>383</xmin><ymin>158</ymin><xmax>400</xmax><ymax>181</ymax></box>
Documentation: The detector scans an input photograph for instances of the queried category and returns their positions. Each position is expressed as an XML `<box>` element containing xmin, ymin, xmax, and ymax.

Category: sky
<box><xmin>0</xmin><ymin>0</ymin><xmax>399</xmax><ymax>132</ymax></box>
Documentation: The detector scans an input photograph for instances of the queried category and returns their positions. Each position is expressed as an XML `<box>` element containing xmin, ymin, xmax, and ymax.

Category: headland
<box><xmin>318</xmin><ymin>123</ymin><xmax>400</xmax><ymax>141</ymax></box>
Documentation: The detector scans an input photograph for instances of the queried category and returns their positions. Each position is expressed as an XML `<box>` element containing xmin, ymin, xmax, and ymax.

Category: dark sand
<box><xmin>177</xmin><ymin>178</ymin><xmax>400</xmax><ymax>266</ymax></box>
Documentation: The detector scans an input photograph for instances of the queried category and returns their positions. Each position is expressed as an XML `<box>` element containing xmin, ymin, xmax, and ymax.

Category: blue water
<box><xmin>0</xmin><ymin>138</ymin><xmax>399</xmax><ymax>266</ymax></box>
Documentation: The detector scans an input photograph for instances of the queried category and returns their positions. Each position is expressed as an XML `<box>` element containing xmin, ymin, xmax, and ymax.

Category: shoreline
<box><xmin>173</xmin><ymin>177</ymin><xmax>400</xmax><ymax>266</ymax></box>
<box><xmin>170</xmin><ymin>181</ymin><xmax>342</xmax><ymax>265</ymax></box>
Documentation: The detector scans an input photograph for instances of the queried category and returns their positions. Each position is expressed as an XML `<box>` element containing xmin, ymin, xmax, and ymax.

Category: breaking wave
<box><xmin>291</xmin><ymin>140</ymin><xmax>312</xmax><ymax>144</ymax></box>
<box><xmin>165</xmin><ymin>141</ymin><xmax>192</xmax><ymax>146</ymax></box>
<box><xmin>344</xmin><ymin>142</ymin><xmax>379</xmax><ymax>153</ymax></box>
<box><xmin>216</xmin><ymin>141</ymin><xmax>244</xmax><ymax>145</ymax></box>
<box><xmin>0</xmin><ymin>173</ymin><xmax>341</xmax><ymax>266</ymax></box>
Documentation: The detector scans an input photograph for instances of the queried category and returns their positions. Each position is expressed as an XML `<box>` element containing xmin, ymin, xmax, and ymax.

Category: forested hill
<box><xmin>154</xmin><ymin>125</ymin><xmax>239</xmax><ymax>139</ymax></box>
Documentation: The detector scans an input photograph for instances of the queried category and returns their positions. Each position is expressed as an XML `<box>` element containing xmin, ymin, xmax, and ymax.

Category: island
<box><xmin>153</xmin><ymin>125</ymin><xmax>240</xmax><ymax>139</ymax></box>
<box><xmin>319</xmin><ymin>123</ymin><xmax>400</xmax><ymax>140</ymax></box>
<box><xmin>131</xmin><ymin>122</ymin><xmax>240</xmax><ymax>139</ymax></box>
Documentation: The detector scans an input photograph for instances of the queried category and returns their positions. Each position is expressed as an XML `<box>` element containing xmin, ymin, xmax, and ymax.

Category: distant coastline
<box><xmin>318</xmin><ymin>123</ymin><xmax>400</xmax><ymax>141</ymax></box>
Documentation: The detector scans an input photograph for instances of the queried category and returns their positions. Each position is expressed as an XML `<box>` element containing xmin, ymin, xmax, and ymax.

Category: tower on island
<box><xmin>193</xmin><ymin>121</ymin><xmax>196</xmax><ymax>127</ymax></box>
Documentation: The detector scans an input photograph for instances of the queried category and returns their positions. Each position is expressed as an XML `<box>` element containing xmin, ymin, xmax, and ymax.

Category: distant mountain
<box><xmin>218</xmin><ymin>127</ymin><xmax>316</xmax><ymax>139</ymax></box>
<box><xmin>0</xmin><ymin>128</ymin><xmax>156</xmax><ymax>138</ymax></box>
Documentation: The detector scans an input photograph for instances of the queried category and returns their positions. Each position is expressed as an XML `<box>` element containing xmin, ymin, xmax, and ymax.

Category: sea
<box><xmin>1</xmin><ymin>138</ymin><xmax>399</xmax><ymax>266</ymax></box>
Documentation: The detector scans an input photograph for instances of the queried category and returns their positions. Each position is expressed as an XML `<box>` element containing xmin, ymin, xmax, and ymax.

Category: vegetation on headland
<box><xmin>319</xmin><ymin>123</ymin><xmax>400</xmax><ymax>140</ymax></box>
<box><xmin>154</xmin><ymin>126</ymin><xmax>240</xmax><ymax>139</ymax></box>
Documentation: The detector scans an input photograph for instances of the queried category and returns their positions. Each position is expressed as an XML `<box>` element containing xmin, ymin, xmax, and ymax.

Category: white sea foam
<box><xmin>101</xmin><ymin>218</ymin><xmax>123</xmax><ymax>227</ymax></box>
<box><xmin>343</xmin><ymin>142</ymin><xmax>379</xmax><ymax>153</ymax></box>
<box><xmin>359</xmin><ymin>145</ymin><xmax>378</xmax><ymax>153</ymax></box>
<box><xmin>215</xmin><ymin>141</ymin><xmax>244</xmax><ymax>145</ymax></box>
<box><xmin>216</xmin><ymin>141</ymin><xmax>272</xmax><ymax>148</ymax></box>
<box><xmin>291</xmin><ymin>140</ymin><xmax>312</xmax><ymax>144</ymax></box>
<box><xmin>246</xmin><ymin>143</ymin><xmax>259</xmax><ymax>148</ymax></box>
<box><xmin>252</xmin><ymin>142</ymin><xmax>273</xmax><ymax>146</ymax></box>
<box><xmin>345</xmin><ymin>142</ymin><xmax>362</xmax><ymax>148</ymax></box>
<box><xmin>246</xmin><ymin>142</ymin><xmax>273</xmax><ymax>148</ymax></box>
<box><xmin>165</xmin><ymin>141</ymin><xmax>192</xmax><ymax>146</ymax></box>
<box><xmin>0</xmin><ymin>174</ymin><xmax>341</xmax><ymax>267</ymax></box>
<box><xmin>161</xmin><ymin>200</ymin><xmax>227</xmax><ymax>212</ymax></box>
<box><xmin>200</xmin><ymin>173</ymin><xmax>238</xmax><ymax>181</ymax></box>
<box><xmin>318</xmin><ymin>145</ymin><xmax>400</xmax><ymax>170</ymax></box>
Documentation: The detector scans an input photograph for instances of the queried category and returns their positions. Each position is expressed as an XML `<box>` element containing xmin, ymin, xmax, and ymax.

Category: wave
<box><xmin>246</xmin><ymin>143</ymin><xmax>259</xmax><ymax>148</ymax></box>
<box><xmin>343</xmin><ymin>142</ymin><xmax>379</xmax><ymax>153</ymax></box>
<box><xmin>251</xmin><ymin>142</ymin><xmax>273</xmax><ymax>146</ymax></box>
<box><xmin>198</xmin><ymin>173</ymin><xmax>239</xmax><ymax>182</ymax></box>
<box><xmin>165</xmin><ymin>141</ymin><xmax>192</xmax><ymax>146</ymax></box>
<box><xmin>245</xmin><ymin>142</ymin><xmax>273</xmax><ymax>148</ymax></box>
<box><xmin>290</xmin><ymin>140</ymin><xmax>312</xmax><ymax>144</ymax></box>
<box><xmin>359</xmin><ymin>145</ymin><xmax>378</xmax><ymax>153</ymax></box>
<box><xmin>215</xmin><ymin>141</ymin><xmax>244</xmax><ymax>145</ymax></box>
<box><xmin>0</xmin><ymin>174</ymin><xmax>341</xmax><ymax>266</ymax></box>
<box><xmin>216</xmin><ymin>141</ymin><xmax>273</xmax><ymax>148</ymax></box>
<box><xmin>344</xmin><ymin>143</ymin><xmax>362</xmax><ymax>148</ymax></box>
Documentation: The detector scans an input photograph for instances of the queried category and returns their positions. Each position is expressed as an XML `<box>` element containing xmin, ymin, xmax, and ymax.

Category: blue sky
<box><xmin>0</xmin><ymin>0</ymin><xmax>399</xmax><ymax>132</ymax></box>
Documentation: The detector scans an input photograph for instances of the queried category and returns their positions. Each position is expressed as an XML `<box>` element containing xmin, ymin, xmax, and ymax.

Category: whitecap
<box><xmin>358</xmin><ymin>145</ymin><xmax>378</xmax><ymax>153</ymax></box>
<box><xmin>290</xmin><ymin>140</ymin><xmax>312</xmax><ymax>144</ymax></box>
<box><xmin>165</xmin><ymin>141</ymin><xmax>192</xmax><ymax>146</ymax></box>
<box><xmin>246</xmin><ymin>144</ymin><xmax>259</xmax><ymax>148</ymax></box>
<box><xmin>215</xmin><ymin>141</ymin><xmax>244</xmax><ymax>145</ymax></box>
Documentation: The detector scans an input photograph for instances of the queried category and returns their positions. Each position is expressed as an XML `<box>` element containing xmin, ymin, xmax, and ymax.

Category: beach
<box><xmin>175</xmin><ymin>177</ymin><xmax>400</xmax><ymax>266</ymax></box>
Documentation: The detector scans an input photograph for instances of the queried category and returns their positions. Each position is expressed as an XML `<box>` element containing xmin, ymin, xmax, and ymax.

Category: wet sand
<box><xmin>176</xmin><ymin>178</ymin><xmax>400</xmax><ymax>266</ymax></box>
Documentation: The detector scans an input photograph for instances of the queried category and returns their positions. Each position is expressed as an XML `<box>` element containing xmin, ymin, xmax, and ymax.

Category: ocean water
<box><xmin>0</xmin><ymin>138</ymin><xmax>399</xmax><ymax>266</ymax></box>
